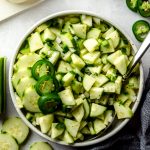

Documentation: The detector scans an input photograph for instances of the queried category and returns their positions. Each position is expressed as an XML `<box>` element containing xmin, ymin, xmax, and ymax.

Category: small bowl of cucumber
<box><xmin>9</xmin><ymin>10</ymin><xmax>144</xmax><ymax>146</ymax></box>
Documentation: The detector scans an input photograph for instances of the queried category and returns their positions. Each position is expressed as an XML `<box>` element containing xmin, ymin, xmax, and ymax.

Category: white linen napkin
<box><xmin>0</xmin><ymin>0</ymin><xmax>44</xmax><ymax>22</ymax></box>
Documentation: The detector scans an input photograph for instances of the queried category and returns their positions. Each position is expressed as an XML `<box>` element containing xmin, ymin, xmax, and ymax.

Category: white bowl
<box><xmin>9</xmin><ymin>10</ymin><xmax>144</xmax><ymax>147</ymax></box>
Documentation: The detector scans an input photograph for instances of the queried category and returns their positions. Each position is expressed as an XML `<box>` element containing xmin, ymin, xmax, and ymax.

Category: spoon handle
<box><xmin>123</xmin><ymin>32</ymin><xmax>150</xmax><ymax>79</ymax></box>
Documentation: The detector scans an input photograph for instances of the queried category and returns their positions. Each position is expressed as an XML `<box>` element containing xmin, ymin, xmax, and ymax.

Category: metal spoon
<box><xmin>88</xmin><ymin>32</ymin><xmax>150</xmax><ymax>141</ymax></box>
<box><xmin>123</xmin><ymin>32</ymin><xmax>150</xmax><ymax>80</ymax></box>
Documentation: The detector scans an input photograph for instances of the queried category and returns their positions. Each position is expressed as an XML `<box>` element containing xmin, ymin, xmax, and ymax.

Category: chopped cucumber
<box><xmin>2</xmin><ymin>117</ymin><xmax>29</xmax><ymax>144</ymax></box>
<box><xmin>58</xmin><ymin>88</ymin><xmax>75</xmax><ymax>106</ymax></box>
<box><xmin>62</xmin><ymin>130</ymin><xmax>74</xmax><ymax>144</ymax></box>
<box><xmin>42</xmin><ymin>28</ymin><xmax>56</xmax><ymax>41</ymax></box>
<box><xmin>83</xmin><ymin>74</ymin><xmax>96</xmax><ymax>91</ymax></box>
<box><xmin>93</xmin><ymin>119</ymin><xmax>106</xmax><ymax>134</ymax></box>
<box><xmin>90</xmin><ymin>87</ymin><xmax>103</xmax><ymax>99</ymax></box>
<box><xmin>29</xmin><ymin>32</ymin><xmax>43</xmax><ymax>52</ymax></box>
<box><xmin>105</xmin><ymin>30</ymin><xmax>120</xmax><ymax>48</ymax></box>
<box><xmin>114</xmin><ymin>102</ymin><xmax>133</xmax><ymax>119</ymax></box>
<box><xmin>82</xmin><ymin>51</ymin><xmax>100</xmax><ymax>64</ymax></box>
<box><xmin>64</xmin><ymin>118</ymin><xmax>80</xmax><ymax>137</ymax></box>
<box><xmin>72</xmin><ymin>23</ymin><xmax>87</xmax><ymax>39</ymax></box>
<box><xmin>87</xmin><ymin>28</ymin><xmax>101</xmax><ymax>39</ymax></box>
<box><xmin>103</xmin><ymin>82</ymin><xmax>116</xmax><ymax>93</ymax></box>
<box><xmin>12</xmin><ymin>14</ymin><xmax>139</xmax><ymax>144</ymax></box>
<box><xmin>72</xmin><ymin>105</ymin><xmax>84</xmax><ymax>122</ymax></box>
<box><xmin>57</xmin><ymin>61</ymin><xmax>72</xmax><ymax>73</ymax></box>
<box><xmin>38</xmin><ymin>114</ymin><xmax>54</xmax><ymax>133</ymax></box>
<box><xmin>81</xmin><ymin>15</ymin><xmax>92</xmax><ymax>27</ymax></box>
<box><xmin>90</xmin><ymin>103</ymin><xmax>107</xmax><ymax>117</ymax></box>
<box><xmin>83</xmin><ymin>38</ymin><xmax>99</xmax><ymax>52</ymax></box>
<box><xmin>71</xmin><ymin>53</ymin><xmax>85</xmax><ymax>69</ymax></box>
<box><xmin>62</xmin><ymin>72</ymin><xmax>75</xmax><ymax>87</ymax></box>
<box><xmin>51</xmin><ymin>123</ymin><xmax>65</xmax><ymax>139</ymax></box>
<box><xmin>94</xmin><ymin>74</ymin><xmax>109</xmax><ymax>87</ymax></box>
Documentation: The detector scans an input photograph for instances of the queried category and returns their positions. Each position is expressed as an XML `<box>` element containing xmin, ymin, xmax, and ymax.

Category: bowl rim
<box><xmin>9</xmin><ymin>10</ymin><xmax>144</xmax><ymax>147</ymax></box>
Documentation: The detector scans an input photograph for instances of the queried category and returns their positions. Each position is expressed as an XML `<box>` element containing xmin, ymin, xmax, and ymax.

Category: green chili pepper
<box><xmin>132</xmin><ymin>20</ymin><xmax>150</xmax><ymax>42</ymax></box>
<box><xmin>138</xmin><ymin>0</ymin><xmax>150</xmax><ymax>17</ymax></box>
<box><xmin>38</xmin><ymin>93</ymin><xmax>61</xmax><ymax>114</ymax></box>
<box><xmin>126</xmin><ymin>0</ymin><xmax>138</xmax><ymax>12</ymax></box>
<box><xmin>35</xmin><ymin>75</ymin><xmax>59</xmax><ymax>96</ymax></box>
<box><xmin>32</xmin><ymin>59</ymin><xmax>54</xmax><ymax>80</ymax></box>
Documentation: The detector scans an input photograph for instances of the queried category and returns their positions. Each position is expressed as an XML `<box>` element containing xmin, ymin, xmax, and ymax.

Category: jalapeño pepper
<box><xmin>35</xmin><ymin>75</ymin><xmax>59</xmax><ymax>96</ymax></box>
<box><xmin>138</xmin><ymin>0</ymin><xmax>150</xmax><ymax>17</ymax></box>
<box><xmin>132</xmin><ymin>20</ymin><xmax>150</xmax><ymax>42</ymax></box>
<box><xmin>38</xmin><ymin>93</ymin><xmax>61</xmax><ymax>114</ymax></box>
<box><xmin>32</xmin><ymin>59</ymin><xmax>54</xmax><ymax>80</ymax></box>
<box><xmin>126</xmin><ymin>0</ymin><xmax>138</xmax><ymax>12</ymax></box>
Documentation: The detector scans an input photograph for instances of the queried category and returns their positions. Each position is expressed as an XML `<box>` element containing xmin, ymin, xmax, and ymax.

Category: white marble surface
<box><xmin>0</xmin><ymin>0</ymin><xmax>150</xmax><ymax>149</ymax></box>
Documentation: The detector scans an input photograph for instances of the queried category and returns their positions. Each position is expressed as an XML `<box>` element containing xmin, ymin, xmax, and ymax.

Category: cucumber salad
<box><xmin>12</xmin><ymin>14</ymin><xmax>140</xmax><ymax>144</ymax></box>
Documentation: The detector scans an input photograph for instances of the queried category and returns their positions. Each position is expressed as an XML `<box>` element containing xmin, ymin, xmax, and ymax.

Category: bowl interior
<box><xmin>9</xmin><ymin>10</ymin><xmax>144</xmax><ymax>147</ymax></box>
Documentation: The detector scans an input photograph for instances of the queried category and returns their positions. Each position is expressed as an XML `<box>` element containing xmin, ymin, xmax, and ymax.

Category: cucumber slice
<box><xmin>90</xmin><ymin>87</ymin><xmax>103</xmax><ymax>99</ymax></box>
<box><xmin>117</xmin><ymin>93</ymin><xmax>129</xmax><ymax>104</ymax></box>
<box><xmin>16</xmin><ymin>77</ymin><xmax>36</xmax><ymax>97</ymax></box>
<box><xmin>72</xmin><ymin>105</ymin><xmax>84</xmax><ymax>122</ymax></box>
<box><xmin>82</xmin><ymin>51</ymin><xmax>100</xmax><ymax>64</ymax></box>
<box><xmin>81</xmin><ymin>15</ymin><xmax>92</xmax><ymax>27</ymax></box>
<box><xmin>71</xmin><ymin>53</ymin><xmax>85</xmax><ymax>69</ymax></box>
<box><xmin>62</xmin><ymin>130</ymin><xmax>74</xmax><ymax>144</ymax></box>
<box><xmin>30</xmin><ymin>142</ymin><xmax>53</xmax><ymax>150</ymax></box>
<box><xmin>51</xmin><ymin>123</ymin><xmax>65</xmax><ymax>139</ymax></box>
<box><xmin>36</xmin><ymin>23</ymin><xmax>49</xmax><ymax>33</ymax></box>
<box><xmin>83</xmin><ymin>74</ymin><xmax>96</xmax><ymax>91</ymax></box>
<box><xmin>107</xmin><ymin>50</ymin><xmax>122</xmax><ymax>64</ymax></box>
<box><xmin>103</xmin><ymin>82</ymin><xmax>116</xmax><ymax>93</ymax></box>
<box><xmin>79</xmin><ymin>121</ymin><xmax>87</xmax><ymax>130</ymax></box>
<box><xmin>57</xmin><ymin>61</ymin><xmax>72</xmax><ymax>73</ymax></box>
<box><xmin>104</xmin><ymin>110</ymin><xmax>113</xmax><ymax>125</ymax></box>
<box><xmin>127</xmin><ymin>77</ymin><xmax>139</xmax><ymax>89</ymax></box>
<box><xmin>81</xmin><ymin>126</ymin><xmax>91</xmax><ymax>135</ymax></box>
<box><xmin>83</xmin><ymin>38</ymin><xmax>99</xmax><ymax>52</ymax></box>
<box><xmin>49</xmin><ymin>51</ymin><xmax>60</xmax><ymax>65</ymax></box>
<box><xmin>93</xmin><ymin>17</ymin><xmax>100</xmax><ymax>25</ymax></box>
<box><xmin>38</xmin><ymin>114</ymin><xmax>54</xmax><ymax>133</ymax></box>
<box><xmin>58</xmin><ymin>88</ymin><xmax>75</xmax><ymax>106</ymax></box>
<box><xmin>87</xmin><ymin>65</ymin><xmax>102</xmax><ymax>75</ymax></box>
<box><xmin>114</xmin><ymin>55</ymin><xmax>128</xmax><ymax>75</ymax></box>
<box><xmin>64</xmin><ymin>119</ymin><xmax>80</xmax><ymax>137</ymax></box>
<box><xmin>115</xmin><ymin>76</ymin><xmax>122</xmax><ymax>94</ymax></box>
<box><xmin>101</xmin><ymin>39</ymin><xmax>115</xmax><ymax>53</ymax></box>
<box><xmin>12</xmin><ymin>68</ymin><xmax>31</xmax><ymax>89</ymax></box>
<box><xmin>90</xmin><ymin>103</ymin><xmax>107</xmax><ymax>117</ymax></box>
<box><xmin>42</xmin><ymin>28</ymin><xmax>56</xmax><ymax>41</ymax></box>
<box><xmin>2</xmin><ymin>117</ymin><xmax>29</xmax><ymax>144</ymax></box>
<box><xmin>87</xmin><ymin>28</ymin><xmax>101</xmax><ymax>39</ymax></box>
<box><xmin>28</xmin><ymin>32</ymin><xmax>43</xmax><ymax>52</ymax></box>
<box><xmin>23</xmin><ymin>86</ymin><xmax>41</xmax><ymax>112</ymax></box>
<box><xmin>102</xmin><ymin>27</ymin><xmax>115</xmax><ymax>38</ymax></box>
<box><xmin>83</xmin><ymin>99</ymin><xmax>90</xmax><ymax>119</ymax></box>
<box><xmin>93</xmin><ymin>119</ymin><xmax>106</xmax><ymax>134</ymax></box>
<box><xmin>62</xmin><ymin>72</ymin><xmax>75</xmax><ymax>87</ymax></box>
<box><xmin>72</xmin><ymin>23</ymin><xmax>87</xmax><ymax>39</ymax></box>
<box><xmin>114</xmin><ymin>102</ymin><xmax>133</xmax><ymax>119</ymax></box>
<box><xmin>94</xmin><ymin>74</ymin><xmax>109</xmax><ymax>87</ymax></box>
<box><xmin>0</xmin><ymin>133</ymin><xmax>19</xmax><ymax>150</ymax></box>
<box><xmin>60</xmin><ymin>33</ymin><xmax>74</xmax><ymax>48</ymax></box>
<box><xmin>88</xmin><ymin>122</ymin><xmax>95</xmax><ymax>135</ymax></box>
<box><xmin>16</xmin><ymin>53</ymin><xmax>41</xmax><ymax>69</ymax></box>
<box><xmin>71</xmin><ymin>81</ymin><xmax>83</xmax><ymax>94</ymax></box>
<box><xmin>105</xmin><ymin>30</ymin><xmax>120</xmax><ymax>48</ymax></box>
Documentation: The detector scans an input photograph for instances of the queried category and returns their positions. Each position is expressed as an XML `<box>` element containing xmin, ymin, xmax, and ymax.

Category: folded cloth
<box><xmin>83</xmin><ymin>69</ymin><xmax>150</xmax><ymax>150</ymax></box>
